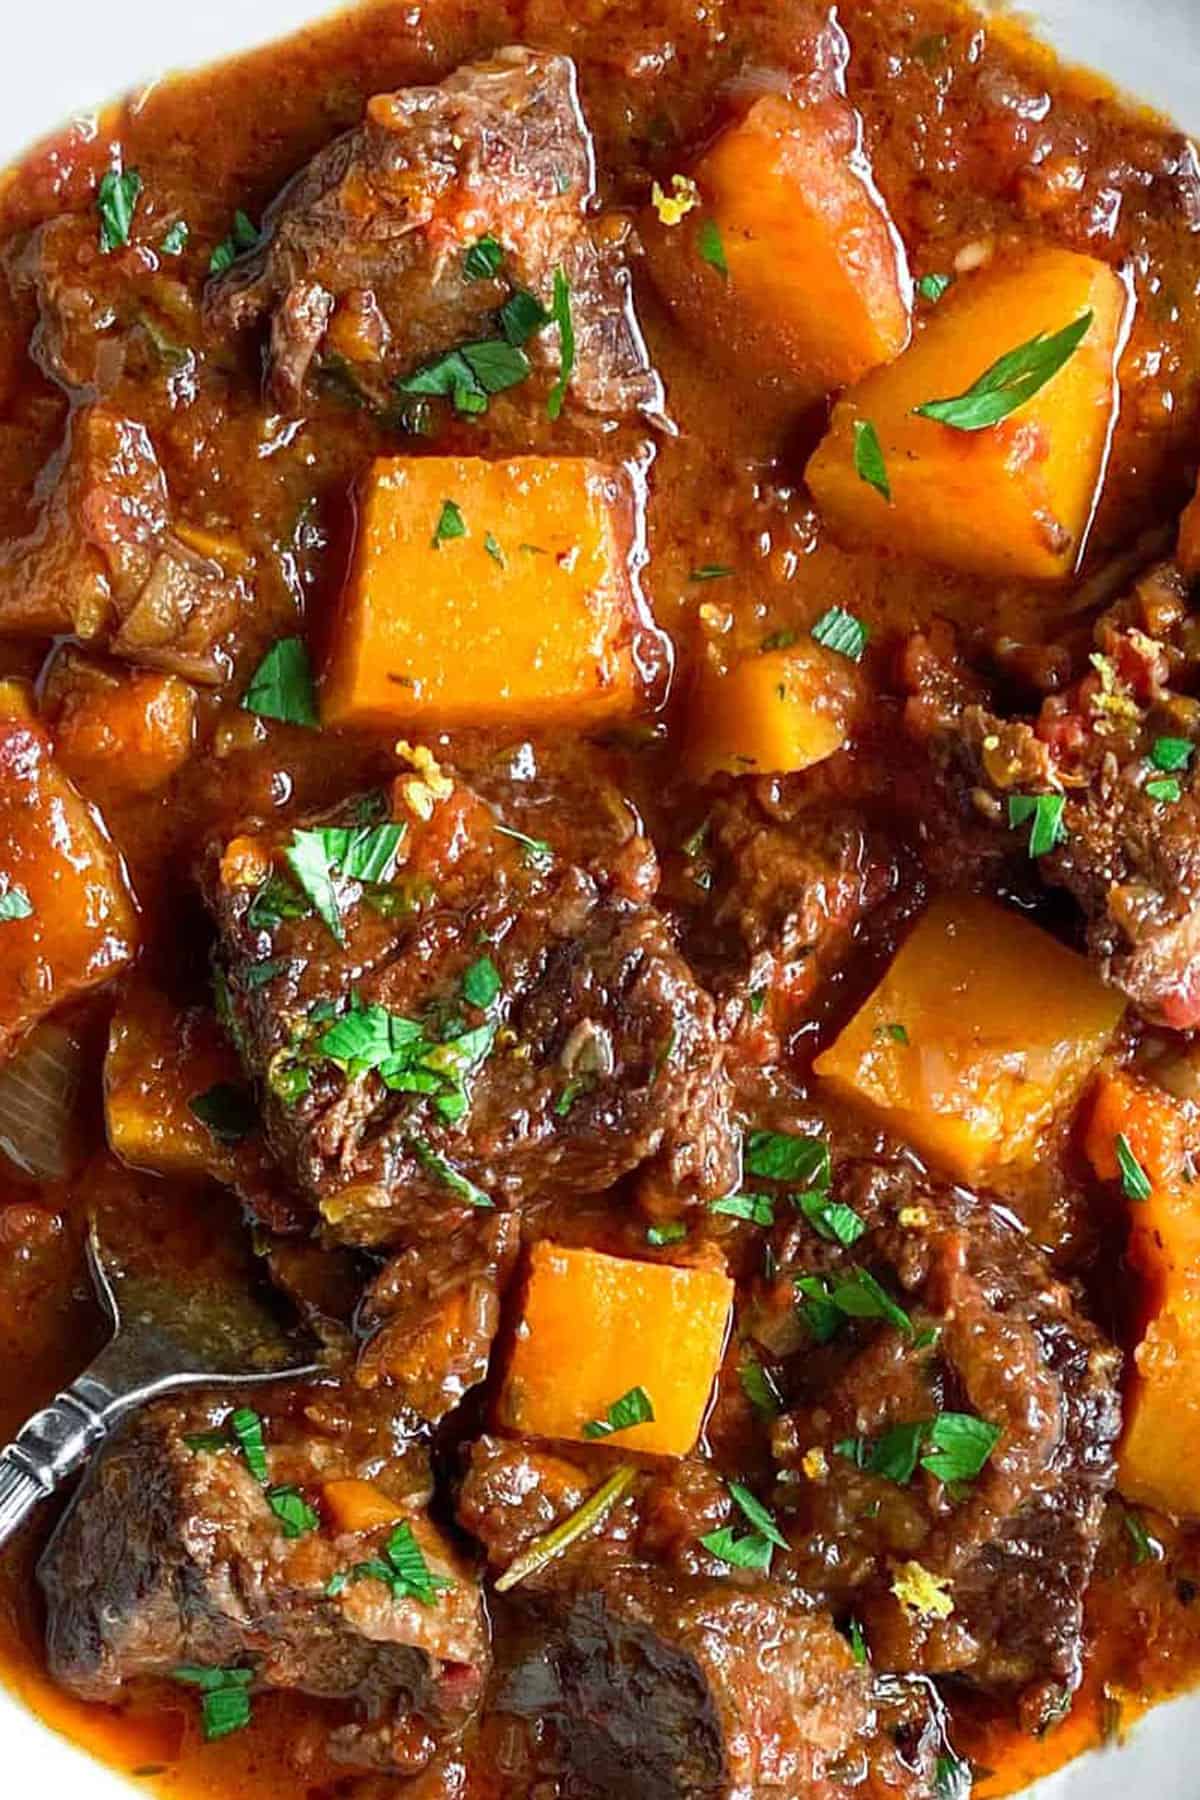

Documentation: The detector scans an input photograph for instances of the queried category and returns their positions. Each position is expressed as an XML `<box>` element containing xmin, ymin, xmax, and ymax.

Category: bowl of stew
<box><xmin>1</xmin><ymin>0</ymin><xmax>1200</xmax><ymax>1796</ymax></box>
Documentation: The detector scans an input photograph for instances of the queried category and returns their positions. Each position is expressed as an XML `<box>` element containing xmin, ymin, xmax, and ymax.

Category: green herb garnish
<box><xmin>546</xmin><ymin>268</ymin><xmax>575</xmax><ymax>421</ymax></box>
<box><xmin>745</xmin><ymin>1131</ymin><xmax>830</xmax><ymax>1187</ymax></box>
<box><xmin>917</xmin><ymin>272</ymin><xmax>953</xmax><ymax>303</ymax></box>
<box><xmin>697</xmin><ymin>218</ymin><xmax>728</xmax><ymax>277</ymax></box>
<box><xmin>710</xmin><ymin>1192</ymin><xmax>775</xmax><ymax>1227</ymax></box>
<box><xmin>463</xmin><ymin>235</ymin><xmax>504</xmax><ymax>280</ymax></box>
<box><xmin>1115</xmin><ymin>1132</ymin><xmax>1152</xmax><ymax>1202</ymax></box>
<box><xmin>161</xmin><ymin>220</ymin><xmax>189</xmax><ymax>255</ymax></box>
<box><xmin>411</xmin><ymin>1138</ymin><xmax>493</xmax><ymax>1208</ymax></box>
<box><xmin>583</xmin><ymin>1385</ymin><xmax>655</xmax><ymax>1440</ymax></box>
<box><xmin>398</xmin><ymin>338</ymin><xmax>530</xmax><ymax>416</ymax></box>
<box><xmin>327</xmin><ymin>1520</ymin><xmax>453</xmax><ymax>1608</ymax></box>
<box><xmin>285</xmin><ymin>822</ymin><xmax>406</xmax><ymax>943</ymax></box>
<box><xmin>173</xmin><ymin>1667</ymin><xmax>253</xmax><ymax>1741</ymax></box>
<box><xmin>97</xmin><ymin>167</ymin><xmax>142</xmax><ymax>252</ymax></box>
<box><xmin>1147</xmin><ymin>777</ymin><xmax>1182</xmax><ymax>805</ymax></box>
<box><xmin>266</xmin><ymin>1485</ymin><xmax>319</xmax><ymax>1539</ymax></box>
<box><xmin>795</xmin><ymin>1191</ymin><xmax>866</xmax><ymax>1247</ymax></box>
<box><xmin>432</xmin><ymin>498</ymin><xmax>466</xmax><ymax>547</ymax></box>
<box><xmin>209</xmin><ymin>209</ymin><xmax>259</xmax><ymax>275</ymax></box>
<box><xmin>853</xmin><ymin>419</ymin><xmax>891</xmax><ymax>502</ymax></box>
<box><xmin>1007</xmin><ymin>792</ymin><xmax>1066</xmax><ymax>857</ymax></box>
<box><xmin>738</xmin><ymin>1357</ymin><xmax>782</xmax><ymax>1416</ymax></box>
<box><xmin>0</xmin><ymin>885</ymin><xmax>33</xmax><ymax>923</ymax></box>
<box><xmin>647</xmin><ymin>1220</ymin><xmax>688</xmax><ymax>1247</ymax></box>
<box><xmin>914</xmin><ymin>312</ymin><xmax>1093</xmax><ymax>431</ymax></box>
<box><xmin>811</xmin><ymin>605</ymin><xmax>868</xmax><ymax>663</ymax></box>
<box><xmin>462</xmin><ymin>955</ymin><xmax>501</xmax><ymax>1009</ymax></box>
<box><xmin>494</xmin><ymin>822</ymin><xmax>553</xmax><ymax>872</ymax></box>
<box><xmin>1151</xmin><ymin>736</ymin><xmax>1193</xmax><ymax>772</ymax></box>
<box><xmin>690</xmin><ymin>565</ymin><xmax>734</xmax><ymax>582</ymax></box>
<box><xmin>700</xmin><ymin>1480</ymin><xmax>787</xmax><ymax>1571</ymax></box>
<box><xmin>242</xmin><ymin>637</ymin><xmax>319</xmax><ymax>729</ymax></box>
<box><xmin>229</xmin><ymin>1407</ymin><xmax>269</xmax><ymax>1485</ymax></box>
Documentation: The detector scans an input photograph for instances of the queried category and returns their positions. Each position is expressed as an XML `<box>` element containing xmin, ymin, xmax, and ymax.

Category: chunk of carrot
<box><xmin>814</xmin><ymin>895</ymin><xmax>1125</xmax><ymax>1182</ymax></box>
<box><xmin>0</xmin><ymin>713</ymin><xmax>137</xmax><ymax>1060</ymax></box>
<box><xmin>497</xmin><ymin>1242</ymin><xmax>733</xmax><ymax>1457</ymax></box>
<box><xmin>105</xmin><ymin>989</ymin><xmax>244</xmax><ymax>1177</ymax></box>
<box><xmin>322</xmin><ymin>457</ymin><xmax>647</xmax><ymax>730</ymax></box>
<box><xmin>644</xmin><ymin>94</ymin><xmax>910</xmax><ymax>403</ymax></box>
<box><xmin>687</xmin><ymin>638</ymin><xmax>860</xmax><ymax>779</ymax></box>
<box><xmin>806</xmin><ymin>248</ymin><xmax>1128</xmax><ymax>581</ymax></box>
<box><xmin>1084</xmin><ymin>1072</ymin><xmax>1200</xmax><ymax>1517</ymax></box>
<box><xmin>321</xmin><ymin>1478</ymin><xmax>407</xmax><ymax>1535</ymax></box>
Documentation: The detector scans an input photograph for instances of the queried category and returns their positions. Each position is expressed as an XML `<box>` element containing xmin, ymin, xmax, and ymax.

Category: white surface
<box><xmin>0</xmin><ymin>0</ymin><xmax>1198</xmax><ymax>1795</ymax></box>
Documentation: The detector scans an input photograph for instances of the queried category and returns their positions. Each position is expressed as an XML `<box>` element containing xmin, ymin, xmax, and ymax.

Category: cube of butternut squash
<box><xmin>43</xmin><ymin>649</ymin><xmax>196</xmax><ymax>796</ymax></box>
<box><xmin>322</xmin><ymin>457</ymin><xmax>648</xmax><ymax>731</ymax></box>
<box><xmin>497</xmin><ymin>1242</ymin><xmax>733</xmax><ymax>1457</ymax></box>
<box><xmin>687</xmin><ymin>638</ymin><xmax>860</xmax><ymax>779</ymax></box>
<box><xmin>814</xmin><ymin>895</ymin><xmax>1124</xmax><ymax>1181</ymax></box>
<box><xmin>0</xmin><ymin>713</ymin><xmax>137</xmax><ymax>1061</ymax></box>
<box><xmin>644</xmin><ymin>94</ymin><xmax>910</xmax><ymax>402</ymax></box>
<box><xmin>105</xmin><ymin>991</ymin><xmax>244</xmax><ymax>1177</ymax></box>
<box><xmin>1085</xmin><ymin>1072</ymin><xmax>1200</xmax><ymax>1517</ymax></box>
<box><xmin>806</xmin><ymin>249</ymin><xmax>1128</xmax><ymax>581</ymax></box>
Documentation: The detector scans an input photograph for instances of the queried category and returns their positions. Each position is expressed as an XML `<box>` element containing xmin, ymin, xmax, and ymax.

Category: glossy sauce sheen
<box><xmin>1</xmin><ymin>1</ymin><xmax>1200</xmax><ymax>1797</ymax></box>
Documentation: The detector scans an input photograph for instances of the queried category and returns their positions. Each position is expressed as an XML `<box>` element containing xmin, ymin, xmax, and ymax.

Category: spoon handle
<box><xmin>0</xmin><ymin>1374</ymin><xmax>117</xmax><ymax>1551</ymax></box>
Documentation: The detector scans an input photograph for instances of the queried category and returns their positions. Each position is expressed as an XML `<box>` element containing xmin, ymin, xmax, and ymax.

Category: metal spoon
<box><xmin>0</xmin><ymin>1213</ymin><xmax>322</xmax><ymax>1549</ymax></box>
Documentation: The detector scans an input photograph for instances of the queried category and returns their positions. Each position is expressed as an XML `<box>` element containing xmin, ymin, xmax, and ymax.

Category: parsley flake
<box><xmin>853</xmin><ymin>419</ymin><xmax>891</xmax><ymax>502</ymax></box>
<box><xmin>229</xmin><ymin>1407</ymin><xmax>269</xmax><ymax>1485</ymax></box>
<box><xmin>583</xmin><ymin>1385</ymin><xmax>655</xmax><ymax>1440</ymax></box>
<box><xmin>462</xmin><ymin>955</ymin><xmax>502</xmax><ymax>1009</ymax></box>
<box><xmin>188</xmin><ymin>1083</ymin><xmax>256</xmax><ymax>1145</ymax></box>
<box><xmin>918</xmin><ymin>272</ymin><xmax>953</xmax><ymax>303</ymax></box>
<box><xmin>546</xmin><ymin>268</ymin><xmax>575</xmax><ymax>421</ymax></box>
<box><xmin>710</xmin><ymin>1191</ymin><xmax>775</xmax><ymax>1227</ymax></box>
<box><xmin>242</xmin><ymin>637</ymin><xmax>319</xmax><ymax>728</ymax></box>
<box><xmin>796</xmin><ymin>1191</ymin><xmax>866</xmax><ymax>1247</ymax></box>
<box><xmin>697</xmin><ymin>218</ymin><xmax>729</xmax><ymax>277</ymax></box>
<box><xmin>0</xmin><ymin>885</ymin><xmax>33</xmax><ymax>923</ymax></box>
<box><xmin>914</xmin><ymin>312</ymin><xmax>1094</xmax><ymax>431</ymax></box>
<box><xmin>745</xmin><ymin>1130</ymin><xmax>830</xmax><ymax>1187</ymax></box>
<box><xmin>690</xmin><ymin>564</ymin><xmax>734</xmax><ymax>582</ymax></box>
<box><xmin>433</xmin><ymin>499</ymin><xmax>466</xmax><ymax>547</ymax></box>
<box><xmin>1151</xmin><ymin>736</ymin><xmax>1193</xmax><ymax>772</ymax></box>
<box><xmin>463</xmin><ymin>235</ymin><xmax>504</xmax><ymax>280</ymax></box>
<box><xmin>161</xmin><ymin>220</ymin><xmax>189</xmax><ymax>255</ymax></box>
<box><xmin>398</xmin><ymin>338</ymin><xmax>531</xmax><ymax>416</ymax></box>
<box><xmin>811</xmin><ymin>605</ymin><xmax>868</xmax><ymax>663</ymax></box>
<box><xmin>173</xmin><ymin>1667</ymin><xmax>253</xmax><ymax>1741</ymax></box>
<box><xmin>97</xmin><ymin>166</ymin><xmax>142</xmax><ymax>253</ymax></box>
<box><xmin>1147</xmin><ymin>777</ymin><xmax>1182</xmax><ymax>805</ymax></box>
<box><xmin>647</xmin><ymin>1220</ymin><xmax>688</xmax><ymax>1247</ymax></box>
<box><xmin>266</xmin><ymin>1484</ymin><xmax>319</xmax><ymax>1539</ymax></box>
<box><xmin>1115</xmin><ymin>1132</ymin><xmax>1152</xmax><ymax>1202</ymax></box>
<box><xmin>209</xmin><ymin>209</ymin><xmax>259</xmax><ymax>275</ymax></box>
<box><xmin>1007</xmin><ymin>792</ymin><xmax>1066</xmax><ymax>857</ymax></box>
<box><xmin>700</xmin><ymin>1480</ymin><xmax>787</xmax><ymax>1571</ymax></box>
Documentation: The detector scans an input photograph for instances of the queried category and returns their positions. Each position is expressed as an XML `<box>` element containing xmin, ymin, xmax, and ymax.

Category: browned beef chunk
<box><xmin>205</xmin><ymin>47</ymin><xmax>660</xmax><ymax>419</ymax></box>
<box><xmin>39</xmin><ymin>1393</ymin><xmax>487</xmax><ymax>1773</ymax></box>
<box><xmin>766</xmin><ymin>1160</ymin><xmax>1121</xmax><ymax>1732</ymax></box>
<box><xmin>905</xmin><ymin>563</ymin><xmax>1200</xmax><ymax>1026</ymax></box>
<box><xmin>458</xmin><ymin>1438</ymin><xmax>943</xmax><ymax>1799</ymax></box>
<box><xmin>0</xmin><ymin>404</ymin><xmax>246</xmax><ymax>681</ymax></box>
<box><xmin>683</xmin><ymin>787</ymin><xmax>897</xmax><ymax>1051</ymax></box>
<box><xmin>356</xmin><ymin>1212</ymin><xmax>520</xmax><ymax>1418</ymax></box>
<box><xmin>207</xmin><ymin>745</ymin><xmax>734</xmax><ymax>1246</ymax></box>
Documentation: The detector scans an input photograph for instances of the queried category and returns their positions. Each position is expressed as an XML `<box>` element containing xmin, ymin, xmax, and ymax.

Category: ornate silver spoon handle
<box><xmin>0</xmin><ymin>1373</ymin><xmax>118</xmax><ymax>1551</ymax></box>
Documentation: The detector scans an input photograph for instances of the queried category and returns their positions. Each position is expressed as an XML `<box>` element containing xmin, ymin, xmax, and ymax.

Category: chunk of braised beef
<box><xmin>206</xmin><ymin>750</ymin><xmax>732</xmax><ymax>1246</ymax></box>
<box><xmin>205</xmin><ymin>46</ymin><xmax>661</xmax><ymax>419</ymax></box>
<box><xmin>767</xmin><ymin>1159</ymin><xmax>1122</xmax><ymax>1732</ymax></box>
<box><xmin>905</xmin><ymin>566</ymin><xmax>1200</xmax><ymax>1026</ymax></box>
<box><xmin>0</xmin><ymin>403</ymin><xmax>245</xmax><ymax>680</ymax></box>
<box><xmin>356</xmin><ymin>1212</ymin><xmax>520</xmax><ymax>1419</ymax></box>
<box><xmin>39</xmin><ymin>1392</ymin><xmax>487</xmax><ymax>1773</ymax></box>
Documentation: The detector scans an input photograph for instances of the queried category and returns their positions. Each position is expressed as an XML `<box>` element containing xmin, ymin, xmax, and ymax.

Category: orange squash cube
<box><xmin>43</xmin><ymin>650</ymin><xmax>196</xmax><ymax>797</ymax></box>
<box><xmin>0</xmin><ymin>712</ymin><xmax>137</xmax><ymax>1060</ymax></box>
<box><xmin>814</xmin><ymin>895</ymin><xmax>1125</xmax><ymax>1181</ymax></box>
<box><xmin>497</xmin><ymin>1243</ymin><xmax>733</xmax><ymax>1457</ymax></box>
<box><xmin>322</xmin><ymin>457</ymin><xmax>648</xmax><ymax>731</ymax></box>
<box><xmin>321</xmin><ymin>1478</ymin><xmax>407</xmax><ymax>1535</ymax></box>
<box><xmin>645</xmin><ymin>94</ymin><xmax>910</xmax><ymax>402</ymax></box>
<box><xmin>806</xmin><ymin>248</ymin><xmax>1129</xmax><ymax>581</ymax></box>
<box><xmin>687</xmin><ymin>637</ymin><xmax>860</xmax><ymax>779</ymax></box>
<box><xmin>104</xmin><ymin>990</ymin><xmax>245</xmax><ymax>1177</ymax></box>
<box><xmin>1085</xmin><ymin>1072</ymin><xmax>1200</xmax><ymax>1517</ymax></box>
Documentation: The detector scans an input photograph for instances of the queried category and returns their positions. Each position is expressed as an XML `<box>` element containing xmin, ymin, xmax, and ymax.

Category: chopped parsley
<box><xmin>917</xmin><ymin>272</ymin><xmax>953</xmax><ymax>303</ymax></box>
<box><xmin>0</xmin><ymin>885</ymin><xmax>33</xmax><ymax>923</ymax></box>
<box><xmin>847</xmin><ymin>1617</ymin><xmax>868</xmax><ymax>1665</ymax></box>
<box><xmin>738</xmin><ymin>1357</ymin><xmax>782</xmax><ymax>1417</ymax></box>
<box><xmin>484</xmin><ymin>532</ymin><xmax>506</xmax><ymax>565</ymax></box>
<box><xmin>188</xmin><ymin>1083</ymin><xmax>256</xmax><ymax>1145</ymax></box>
<box><xmin>161</xmin><ymin>220</ymin><xmax>189</xmax><ymax>256</ymax></box>
<box><xmin>837</xmin><ymin>1412</ymin><xmax>1001</xmax><ymax>1488</ymax></box>
<box><xmin>914</xmin><ymin>311</ymin><xmax>1093</xmax><ymax>431</ymax></box>
<box><xmin>582</xmin><ymin>1385</ymin><xmax>655</xmax><ymax>1440</ymax></box>
<box><xmin>546</xmin><ymin>267</ymin><xmax>575</xmax><ymax>421</ymax></box>
<box><xmin>494</xmin><ymin>822</ymin><xmax>553</xmax><ymax>872</ymax></box>
<box><xmin>266</xmin><ymin>1485</ymin><xmax>319</xmax><ymax>1539</ymax></box>
<box><xmin>875</xmin><ymin>1022</ymin><xmax>909</xmax><ymax>1044</ymax></box>
<box><xmin>285</xmin><ymin>822</ymin><xmax>406</xmax><ymax>943</ymax></box>
<box><xmin>745</xmin><ymin>1130</ymin><xmax>830</xmax><ymax>1187</ymax></box>
<box><xmin>1007</xmin><ymin>792</ymin><xmax>1066</xmax><ymax>857</ymax></box>
<box><xmin>796</xmin><ymin>1267</ymin><xmax>912</xmax><ymax>1341</ymax></box>
<box><xmin>1146</xmin><ymin>777</ymin><xmax>1182</xmax><ymax>805</ymax></box>
<box><xmin>1151</xmin><ymin>735</ymin><xmax>1193</xmax><ymax>772</ymax></box>
<box><xmin>748</xmin><ymin>986</ymin><xmax>768</xmax><ymax>1017</ymax></box>
<box><xmin>710</xmin><ymin>1191</ymin><xmax>776</xmax><ymax>1227</ymax></box>
<box><xmin>500</xmin><ymin>287</ymin><xmax>551</xmax><ymax>346</ymax></box>
<box><xmin>327</xmin><ymin>1520</ymin><xmax>453</xmax><ymax>1608</ymax></box>
<box><xmin>1123</xmin><ymin>1509</ymin><xmax>1158</xmax><ymax>1566</ymax></box>
<box><xmin>700</xmin><ymin>1480</ymin><xmax>787</xmax><ymax>1571</ymax></box>
<box><xmin>398</xmin><ymin>338</ymin><xmax>531</xmax><ymax>415</ymax></box>
<box><xmin>853</xmin><ymin>419</ymin><xmax>891</xmax><ymax>502</ymax></box>
<box><xmin>173</xmin><ymin>1666</ymin><xmax>253</xmax><ymax>1741</ymax></box>
<box><xmin>411</xmin><ymin>1139</ymin><xmax>493</xmax><ymax>1208</ymax></box>
<box><xmin>97</xmin><ymin>166</ymin><xmax>142</xmax><ymax>252</ymax></box>
<box><xmin>647</xmin><ymin>1220</ymin><xmax>688</xmax><ymax>1247</ymax></box>
<box><xmin>242</xmin><ymin>636</ymin><xmax>319</xmax><ymax>729</ymax></box>
<box><xmin>811</xmin><ymin>605</ymin><xmax>868</xmax><ymax>663</ymax></box>
<box><xmin>462</xmin><ymin>955</ymin><xmax>501</xmax><ymax>1009</ymax></box>
<box><xmin>1115</xmin><ymin>1132</ymin><xmax>1152</xmax><ymax>1202</ymax></box>
<box><xmin>934</xmin><ymin>1750</ymin><xmax>972</xmax><ymax>1800</ymax></box>
<box><xmin>795</xmin><ymin>1191</ymin><xmax>867</xmax><ymax>1247</ymax></box>
<box><xmin>697</xmin><ymin>218</ymin><xmax>729</xmax><ymax>277</ymax></box>
<box><xmin>247</xmin><ymin>871</ymin><xmax>311</xmax><ymax>930</ymax></box>
<box><xmin>229</xmin><ymin>1407</ymin><xmax>270</xmax><ymax>1485</ymax></box>
<box><xmin>432</xmin><ymin>498</ymin><xmax>466</xmax><ymax>547</ymax></box>
<box><xmin>463</xmin><ymin>235</ymin><xmax>504</xmax><ymax>280</ymax></box>
<box><xmin>690</xmin><ymin>564</ymin><xmax>735</xmax><ymax>582</ymax></box>
<box><xmin>209</xmin><ymin>209</ymin><xmax>260</xmax><ymax>275</ymax></box>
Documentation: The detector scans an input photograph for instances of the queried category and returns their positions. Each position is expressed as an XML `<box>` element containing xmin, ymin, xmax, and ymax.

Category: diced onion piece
<box><xmin>0</xmin><ymin>1020</ymin><xmax>87</xmax><ymax>1179</ymax></box>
